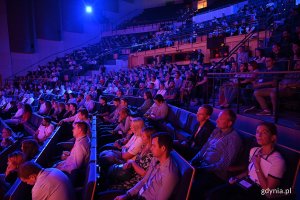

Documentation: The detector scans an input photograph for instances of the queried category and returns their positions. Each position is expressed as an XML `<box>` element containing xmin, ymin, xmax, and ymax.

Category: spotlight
<box><xmin>85</xmin><ymin>5</ymin><xmax>92</xmax><ymax>13</ymax></box>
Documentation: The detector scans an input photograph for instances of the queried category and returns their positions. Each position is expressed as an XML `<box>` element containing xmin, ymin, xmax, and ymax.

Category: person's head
<box><xmin>216</xmin><ymin>109</ymin><xmax>236</xmax><ymax>130</ymax></box>
<box><xmin>42</xmin><ymin>117</ymin><xmax>51</xmax><ymax>127</ymax></box>
<box><xmin>18</xmin><ymin>161</ymin><xmax>42</xmax><ymax>185</ymax></box>
<box><xmin>248</xmin><ymin>61</ymin><xmax>258</xmax><ymax>71</ymax></box>
<box><xmin>143</xmin><ymin>91</ymin><xmax>152</xmax><ymax>100</ymax></box>
<box><xmin>169</xmin><ymin>80</ymin><xmax>175</xmax><ymax>88</ymax></box>
<box><xmin>139</xmin><ymin>83</ymin><xmax>145</xmax><ymax>89</ymax></box>
<box><xmin>154</xmin><ymin>94</ymin><xmax>164</xmax><ymax>105</ymax></box>
<box><xmin>113</xmin><ymin>98</ymin><xmax>121</xmax><ymax>107</ymax></box>
<box><xmin>86</xmin><ymin>94</ymin><xmax>92</xmax><ymax>101</ymax></box>
<box><xmin>255</xmin><ymin>49</ymin><xmax>264</xmax><ymax>57</ymax></box>
<box><xmin>58</xmin><ymin>102</ymin><xmax>66</xmax><ymax>111</ymax></box>
<box><xmin>175</xmin><ymin>71</ymin><xmax>181</xmax><ymax>79</ymax></box>
<box><xmin>265</xmin><ymin>56</ymin><xmax>275</xmax><ymax>69</ymax></box>
<box><xmin>272</xmin><ymin>43</ymin><xmax>281</xmax><ymax>54</ymax></box>
<box><xmin>130</xmin><ymin>117</ymin><xmax>145</xmax><ymax>135</ymax></box>
<box><xmin>24</xmin><ymin>104</ymin><xmax>33</xmax><ymax>114</ymax></box>
<box><xmin>78</xmin><ymin>109</ymin><xmax>89</xmax><ymax>120</ymax></box>
<box><xmin>2</xmin><ymin>127</ymin><xmax>12</xmax><ymax>139</ymax></box>
<box><xmin>151</xmin><ymin>132</ymin><xmax>173</xmax><ymax>158</ymax></box>
<box><xmin>64</xmin><ymin>92</ymin><xmax>69</xmax><ymax>100</ymax></box>
<box><xmin>120</xmin><ymin>98</ymin><xmax>128</xmax><ymax>107</ymax></box>
<box><xmin>239</xmin><ymin>63</ymin><xmax>248</xmax><ymax>72</ymax></box>
<box><xmin>159</xmin><ymin>83</ymin><xmax>165</xmax><ymax>90</ymax></box>
<box><xmin>7</xmin><ymin>151</ymin><xmax>24</xmax><ymax>170</ymax></box>
<box><xmin>21</xmin><ymin>139</ymin><xmax>39</xmax><ymax>161</ymax></box>
<box><xmin>69</xmin><ymin>103</ymin><xmax>77</xmax><ymax>112</ymax></box>
<box><xmin>73</xmin><ymin>121</ymin><xmax>89</xmax><ymax>138</ymax></box>
<box><xmin>99</xmin><ymin>96</ymin><xmax>107</xmax><ymax>105</ymax></box>
<box><xmin>39</xmin><ymin>97</ymin><xmax>45</xmax><ymax>103</ymax></box>
<box><xmin>141</xmin><ymin>126</ymin><xmax>156</xmax><ymax>145</ymax></box>
<box><xmin>116</xmin><ymin>90</ymin><xmax>123</xmax><ymax>98</ymax></box>
<box><xmin>197</xmin><ymin>104</ymin><xmax>213</xmax><ymax>123</ymax></box>
<box><xmin>119</xmin><ymin>107</ymin><xmax>129</xmax><ymax>121</ymax></box>
<box><xmin>255</xmin><ymin>122</ymin><xmax>277</xmax><ymax>146</ymax></box>
<box><xmin>149</xmin><ymin>83</ymin><xmax>155</xmax><ymax>89</ymax></box>
<box><xmin>17</xmin><ymin>102</ymin><xmax>23</xmax><ymax>109</ymax></box>
<box><xmin>238</xmin><ymin>46</ymin><xmax>245</xmax><ymax>53</ymax></box>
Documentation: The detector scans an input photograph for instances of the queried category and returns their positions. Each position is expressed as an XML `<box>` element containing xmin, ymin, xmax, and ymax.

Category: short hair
<box><xmin>113</xmin><ymin>97</ymin><xmax>121</xmax><ymax>103</ymax></box>
<box><xmin>39</xmin><ymin>97</ymin><xmax>45</xmax><ymax>101</ymax></box>
<box><xmin>131</xmin><ymin>117</ymin><xmax>145</xmax><ymax>130</ymax></box>
<box><xmin>222</xmin><ymin>109</ymin><xmax>237</xmax><ymax>125</ymax></box>
<box><xmin>18</xmin><ymin>161</ymin><xmax>42</xmax><ymax>179</ymax></box>
<box><xmin>74</xmin><ymin>121</ymin><xmax>89</xmax><ymax>135</ymax></box>
<box><xmin>154</xmin><ymin>94</ymin><xmax>164</xmax><ymax>103</ymax></box>
<box><xmin>43</xmin><ymin>117</ymin><xmax>51</xmax><ymax>123</ymax></box>
<box><xmin>201</xmin><ymin>104</ymin><xmax>213</xmax><ymax>116</ymax></box>
<box><xmin>142</xmin><ymin>126</ymin><xmax>156</xmax><ymax>139</ymax></box>
<box><xmin>121</xmin><ymin>98</ymin><xmax>128</xmax><ymax>105</ymax></box>
<box><xmin>2</xmin><ymin>127</ymin><xmax>12</xmax><ymax>136</ymax></box>
<box><xmin>70</xmin><ymin>103</ymin><xmax>78</xmax><ymax>110</ymax></box>
<box><xmin>78</xmin><ymin>108</ymin><xmax>89</xmax><ymax>118</ymax></box>
<box><xmin>100</xmin><ymin>96</ymin><xmax>107</xmax><ymax>103</ymax></box>
<box><xmin>151</xmin><ymin>132</ymin><xmax>173</xmax><ymax>153</ymax></box>
<box><xmin>21</xmin><ymin>139</ymin><xmax>40</xmax><ymax>161</ymax></box>
<box><xmin>8</xmin><ymin>151</ymin><xmax>24</xmax><ymax>168</ymax></box>
<box><xmin>144</xmin><ymin>91</ymin><xmax>153</xmax><ymax>99</ymax></box>
<box><xmin>258</xmin><ymin>122</ymin><xmax>277</xmax><ymax>136</ymax></box>
<box><xmin>248</xmin><ymin>61</ymin><xmax>259</xmax><ymax>70</ymax></box>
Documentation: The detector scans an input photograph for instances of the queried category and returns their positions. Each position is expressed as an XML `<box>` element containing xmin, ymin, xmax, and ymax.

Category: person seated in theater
<box><xmin>99</xmin><ymin>118</ymin><xmax>144</xmax><ymax>166</ymax></box>
<box><xmin>21</xmin><ymin>139</ymin><xmax>40</xmax><ymax>161</ymax></box>
<box><xmin>174</xmin><ymin>105</ymin><xmax>215</xmax><ymax>160</ymax></box>
<box><xmin>136</xmin><ymin>83</ymin><xmax>147</xmax><ymax>98</ymax></box>
<box><xmin>190</xmin><ymin>109</ymin><xmax>241</xmax><ymax>199</ymax></box>
<box><xmin>253</xmin><ymin>56</ymin><xmax>280</xmax><ymax>116</ymax></box>
<box><xmin>114</xmin><ymin>132</ymin><xmax>178</xmax><ymax>200</ymax></box>
<box><xmin>84</xmin><ymin>94</ymin><xmax>95</xmax><ymax>113</ymax></box>
<box><xmin>144</xmin><ymin>94</ymin><xmax>168</xmax><ymax>121</ymax></box>
<box><xmin>96</xmin><ymin>96</ymin><xmax>110</xmax><ymax>119</ymax></box>
<box><xmin>156</xmin><ymin>83</ymin><xmax>167</xmax><ymax>98</ymax></box>
<box><xmin>271</xmin><ymin>43</ymin><xmax>289</xmax><ymax>61</ymax></box>
<box><xmin>0</xmin><ymin>100</ymin><xmax>17</xmax><ymax>119</ymax></box>
<box><xmin>56</xmin><ymin>122</ymin><xmax>90</xmax><ymax>174</ymax></box>
<box><xmin>67</xmin><ymin>93</ymin><xmax>77</xmax><ymax>104</ymax></box>
<box><xmin>63</xmin><ymin>103</ymin><xmax>77</xmax><ymax>119</ymax></box>
<box><xmin>136</xmin><ymin>91</ymin><xmax>153</xmax><ymax>115</ymax></box>
<box><xmin>59</xmin><ymin>108</ymin><xmax>90</xmax><ymax>126</ymax></box>
<box><xmin>4</xmin><ymin>103</ymin><xmax>32</xmax><ymax>128</ymax></box>
<box><xmin>206</xmin><ymin>122</ymin><xmax>286</xmax><ymax>200</ymax></box>
<box><xmin>0</xmin><ymin>151</ymin><xmax>24</xmax><ymax>198</ymax></box>
<box><xmin>34</xmin><ymin>117</ymin><xmax>54</xmax><ymax>143</ymax></box>
<box><xmin>147</xmin><ymin>82</ymin><xmax>157</xmax><ymax>98</ymax></box>
<box><xmin>0</xmin><ymin>127</ymin><xmax>15</xmax><ymax>151</ymax></box>
<box><xmin>19</xmin><ymin>161</ymin><xmax>74</xmax><ymax>200</ymax></box>
<box><xmin>108</xmin><ymin>127</ymin><xmax>155</xmax><ymax>191</ymax></box>
<box><xmin>103</xmin><ymin>98</ymin><xmax>122</xmax><ymax>124</ymax></box>
<box><xmin>37</xmin><ymin>97</ymin><xmax>48</xmax><ymax>115</ymax></box>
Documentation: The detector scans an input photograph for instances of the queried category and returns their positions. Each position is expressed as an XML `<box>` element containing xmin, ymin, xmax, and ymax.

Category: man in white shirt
<box><xmin>84</xmin><ymin>94</ymin><xmax>95</xmax><ymax>112</ymax></box>
<box><xmin>56</xmin><ymin>121</ymin><xmax>90</xmax><ymax>174</ymax></box>
<box><xmin>19</xmin><ymin>161</ymin><xmax>74</xmax><ymax>200</ymax></box>
<box><xmin>38</xmin><ymin>98</ymin><xmax>47</xmax><ymax>115</ymax></box>
<box><xmin>35</xmin><ymin>117</ymin><xmax>55</xmax><ymax>143</ymax></box>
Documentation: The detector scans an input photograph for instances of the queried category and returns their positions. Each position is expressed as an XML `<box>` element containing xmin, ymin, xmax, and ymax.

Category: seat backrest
<box><xmin>166</xmin><ymin>105</ymin><xmax>179</xmax><ymax>124</ymax></box>
<box><xmin>170</xmin><ymin>150</ymin><xmax>195</xmax><ymax>200</ymax></box>
<box><xmin>276</xmin><ymin>145</ymin><xmax>300</xmax><ymax>190</ymax></box>
<box><xmin>82</xmin><ymin>162</ymin><xmax>97</xmax><ymax>200</ymax></box>
<box><xmin>184</xmin><ymin>113</ymin><xmax>199</xmax><ymax>134</ymax></box>
<box><xmin>176</xmin><ymin>109</ymin><xmax>190</xmax><ymax>130</ymax></box>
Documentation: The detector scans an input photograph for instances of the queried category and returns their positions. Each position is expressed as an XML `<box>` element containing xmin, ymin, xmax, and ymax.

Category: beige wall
<box><xmin>129</xmin><ymin>31</ymin><xmax>269</xmax><ymax>67</ymax></box>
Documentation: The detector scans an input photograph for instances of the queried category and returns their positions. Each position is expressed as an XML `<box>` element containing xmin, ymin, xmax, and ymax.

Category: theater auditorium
<box><xmin>0</xmin><ymin>0</ymin><xmax>299</xmax><ymax>199</ymax></box>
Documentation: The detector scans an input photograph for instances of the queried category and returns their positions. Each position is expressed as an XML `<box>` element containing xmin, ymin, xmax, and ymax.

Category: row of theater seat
<box><xmin>3</xmin><ymin>115</ymin><xmax>98</xmax><ymax>200</ymax></box>
<box><xmin>161</xmin><ymin>105</ymin><xmax>300</xmax><ymax>194</ymax></box>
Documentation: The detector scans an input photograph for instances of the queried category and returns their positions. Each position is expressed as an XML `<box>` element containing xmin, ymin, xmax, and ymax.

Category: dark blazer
<box><xmin>188</xmin><ymin>119</ymin><xmax>215</xmax><ymax>152</ymax></box>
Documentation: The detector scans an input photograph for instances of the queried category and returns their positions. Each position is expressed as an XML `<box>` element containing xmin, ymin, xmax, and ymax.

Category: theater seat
<box><xmin>170</xmin><ymin>150</ymin><xmax>195</xmax><ymax>200</ymax></box>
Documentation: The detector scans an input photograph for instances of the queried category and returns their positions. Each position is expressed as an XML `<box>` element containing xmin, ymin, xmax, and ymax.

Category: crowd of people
<box><xmin>0</xmin><ymin>0</ymin><xmax>299</xmax><ymax>200</ymax></box>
